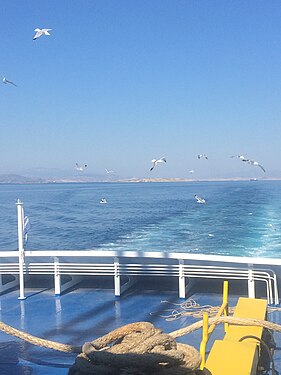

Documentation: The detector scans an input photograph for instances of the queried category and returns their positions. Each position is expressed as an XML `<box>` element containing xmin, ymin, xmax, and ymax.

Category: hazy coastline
<box><xmin>0</xmin><ymin>174</ymin><xmax>280</xmax><ymax>184</ymax></box>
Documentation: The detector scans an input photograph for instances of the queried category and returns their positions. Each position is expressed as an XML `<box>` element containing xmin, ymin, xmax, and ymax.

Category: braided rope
<box><xmin>69</xmin><ymin>322</ymin><xmax>201</xmax><ymax>375</ymax></box>
<box><xmin>0</xmin><ymin>316</ymin><xmax>281</xmax><ymax>352</ymax></box>
<box><xmin>170</xmin><ymin>315</ymin><xmax>281</xmax><ymax>338</ymax></box>
<box><xmin>0</xmin><ymin>321</ymin><xmax>80</xmax><ymax>353</ymax></box>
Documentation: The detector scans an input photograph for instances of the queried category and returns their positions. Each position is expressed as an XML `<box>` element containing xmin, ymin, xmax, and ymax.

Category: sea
<box><xmin>0</xmin><ymin>180</ymin><xmax>280</xmax><ymax>258</ymax></box>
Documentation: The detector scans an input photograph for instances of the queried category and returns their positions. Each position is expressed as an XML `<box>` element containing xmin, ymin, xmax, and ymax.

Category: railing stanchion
<box><xmin>16</xmin><ymin>199</ymin><xmax>26</xmax><ymax>300</ymax></box>
<box><xmin>248</xmin><ymin>264</ymin><xmax>255</xmax><ymax>299</ymax></box>
<box><xmin>54</xmin><ymin>257</ymin><xmax>61</xmax><ymax>295</ymax></box>
<box><xmin>114</xmin><ymin>257</ymin><xmax>120</xmax><ymax>296</ymax></box>
<box><xmin>179</xmin><ymin>259</ymin><xmax>185</xmax><ymax>299</ymax></box>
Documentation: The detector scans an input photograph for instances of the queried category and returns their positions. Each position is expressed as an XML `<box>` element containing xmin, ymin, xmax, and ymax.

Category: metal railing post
<box><xmin>223</xmin><ymin>280</ymin><xmax>229</xmax><ymax>332</ymax></box>
<box><xmin>178</xmin><ymin>259</ymin><xmax>185</xmax><ymax>299</ymax></box>
<box><xmin>199</xmin><ymin>312</ymin><xmax>209</xmax><ymax>369</ymax></box>
<box><xmin>114</xmin><ymin>257</ymin><xmax>120</xmax><ymax>296</ymax></box>
<box><xmin>273</xmin><ymin>273</ymin><xmax>279</xmax><ymax>305</ymax></box>
<box><xmin>16</xmin><ymin>199</ymin><xmax>26</xmax><ymax>300</ymax></box>
<box><xmin>247</xmin><ymin>264</ymin><xmax>255</xmax><ymax>299</ymax></box>
<box><xmin>54</xmin><ymin>257</ymin><xmax>61</xmax><ymax>295</ymax></box>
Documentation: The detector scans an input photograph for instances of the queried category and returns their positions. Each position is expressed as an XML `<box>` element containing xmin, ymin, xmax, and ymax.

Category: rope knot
<box><xmin>69</xmin><ymin>322</ymin><xmax>201</xmax><ymax>374</ymax></box>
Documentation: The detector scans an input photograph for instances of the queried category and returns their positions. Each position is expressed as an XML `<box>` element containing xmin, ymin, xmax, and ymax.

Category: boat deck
<box><xmin>0</xmin><ymin>277</ymin><xmax>280</xmax><ymax>375</ymax></box>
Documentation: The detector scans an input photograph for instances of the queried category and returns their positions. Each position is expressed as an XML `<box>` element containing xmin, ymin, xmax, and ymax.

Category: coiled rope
<box><xmin>69</xmin><ymin>322</ymin><xmax>202</xmax><ymax>375</ymax></box>
<box><xmin>151</xmin><ymin>299</ymin><xmax>281</xmax><ymax>320</ymax></box>
<box><xmin>1</xmin><ymin>316</ymin><xmax>281</xmax><ymax>374</ymax></box>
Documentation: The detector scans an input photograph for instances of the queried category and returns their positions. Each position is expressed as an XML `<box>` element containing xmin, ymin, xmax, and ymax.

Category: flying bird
<box><xmin>105</xmin><ymin>169</ymin><xmax>114</xmax><ymax>174</ymax></box>
<box><xmin>75</xmin><ymin>163</ymin><xmax>88</xmax><ymax>171</ymax></box>
<box><xmin>230</xmin><ymin>155</ymin><xmax>248</xmax><ymax>161</ymax></box>
<box><xmin>189</xmin><ymin>169</ymin><xmax>195</xmax><ymax>174</ymax></box>
<box><xmin>2</xmin><ymin>75</ymin><xmax>17</xmax><ymax>86</ymax></box>
<box><xmin>150</xmin><ymin>157</ymin><xmax>167</xmax><ymax>171</ymax></box>
<box><xmin>33</xmin><ymin>28</ymin><xmax>52</xmax><ymax>40</ymax></box>
<box><xmin>246</xmin><ymin>159</ymin><xmax>266</xmax><ymax>173</ymax></box>
<box><xmin>198</xmin><ymin>154</ymin><xmax>208</xmax><ymax>160</ymax></box>
<box><xmin>194</xmin><ymin>194</ymin><xmax>206</xmax><ymax>204</ymax></box>
<box><xmin>231</xmin><ymin>154</ymin><xmax>266</xmax><ymax>173</ymax></box>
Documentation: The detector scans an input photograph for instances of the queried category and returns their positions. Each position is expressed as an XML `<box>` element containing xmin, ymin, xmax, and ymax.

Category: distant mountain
<box><xmin>0</xmin><ymin>174</ymin><xmax>44</xmax><ymax>184</ymax></box>
<box><xmin>0</xmin><ymin>173</ymin><xmax>120</xmax><ymax>184</ymax></box>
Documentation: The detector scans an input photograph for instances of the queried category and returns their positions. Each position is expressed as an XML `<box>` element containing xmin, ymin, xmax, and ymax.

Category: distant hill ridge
<box><xmin>0</xmin><ymin>174</ymin><xmax>44</xmax><ymax>183</ymax></box>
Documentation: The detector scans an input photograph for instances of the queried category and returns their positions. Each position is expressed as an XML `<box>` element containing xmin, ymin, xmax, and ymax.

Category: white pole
<box><xmin>114</xmin><ymin>257</ymin><xmax>120</xmax><ymax>296</ymax></box>
<box><xmin>247</xmin><ymin>264</ymin><xmax>255</xmax><ymax>299</ymax></box>
<box><xmin>179</xmin><ymin>259</ymin><xmax>186</xmax><ymax>299</ymax></box>
<box><xmin>16</xmin><ymin>199</ymin><xmax>26</xmax><ymax>300</ymax></box>
<box><xmin>54</xmin><ymin>257</ymin><xmax>61</xmax><ymax>295</ymax></box>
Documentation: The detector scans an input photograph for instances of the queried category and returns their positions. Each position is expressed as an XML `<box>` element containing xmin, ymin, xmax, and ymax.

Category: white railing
<box><xmin>0</xmin><ymin>250</ymin><xmax>279</xmax><ymax>304</ymax></box>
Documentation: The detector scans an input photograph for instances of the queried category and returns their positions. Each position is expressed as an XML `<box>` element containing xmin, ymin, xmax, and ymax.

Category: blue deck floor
<box><xmin>0</xmin><ymin>278</ymin><xmax>280</xmax><ymax>374</ymax></box>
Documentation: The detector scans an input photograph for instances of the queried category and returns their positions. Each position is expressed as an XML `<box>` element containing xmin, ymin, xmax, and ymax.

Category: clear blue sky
<box><xmin>1</xmin><ymin>0</ymin><xmax>281</xmax><ymax>179</ymax></box>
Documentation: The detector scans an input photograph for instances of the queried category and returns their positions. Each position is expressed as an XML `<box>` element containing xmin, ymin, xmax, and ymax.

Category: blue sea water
<box><xmin>0</xmin><ymin>181</ymin><xmax>280</xmax><ymax>258</ymax></box>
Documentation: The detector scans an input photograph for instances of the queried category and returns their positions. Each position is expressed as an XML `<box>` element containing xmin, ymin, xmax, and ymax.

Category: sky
<box><xmin>1</xmin><ymin>0</ymin><xmax>281</xmax><ymax>180</ymax></box>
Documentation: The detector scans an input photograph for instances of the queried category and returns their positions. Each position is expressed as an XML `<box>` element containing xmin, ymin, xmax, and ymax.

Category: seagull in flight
<box><xmin>2</xmin><ymin>75</ymin><xmax>17</xmax><ymax>86</ymax></box>
<box><xmin>75</xmin><ymin>163</ymin><xmax>88</xmax><ymax>171</ymax></box>
<box><xmin>194</xmin><ymin>194</ymin><xmax>206</xmax><ymax>204</ymax></box>
<box><xmin>189</xmin><ymin>169</ymin><xmax>195</xmax><ymax>174</ymax></box>
<box><xmin>231</xmin><ymin>155</ymin><xmax>248</xmax><ymax>161</ymax></box>
<box><xmin>231</xmin><ymin>154</ymin><xmax>265</xmax><ymax>172</ymax></box>
<box><xmin>33</xmin><ymin>28</ymin><xmax>52</xmax><ymax>40</ymax></box>
<box><xmin>246</xmin><ymin>159</ymin><xmax>266</xmax><ymax>173</ymax></box>
<box><xmin>198</xmin><ymin>154</ymin><xmax>208</xmax><ymax>160</ymax></box>
<box><xmin>105</xmin><ymin>169</ymin><xmax>114</xmax><ymax>174</ymax></box>
<box><xmin>150</xmin><ymin>157</ymin><xmax>167</xmax><ymax>171</ymax></box>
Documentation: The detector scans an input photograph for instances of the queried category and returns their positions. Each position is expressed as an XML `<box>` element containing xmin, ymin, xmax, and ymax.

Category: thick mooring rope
<box><xmin>69</xmin><ymin>322</ymin><xmax>202</xmax><ymax>375</ymax></box>
<box><xmin>1</xmin><ymin>316</ymin><xmax>281</xmax><ymax>374</ymax></box>
<box><xmin>0</xmin><ymin>321</ymin><xmax>81</xmax><ymax>353</ymax></box>
<box><xmin>169</xmin><ymin>315</ymin><xmax>281</xmax><ymax>339</ymax></box>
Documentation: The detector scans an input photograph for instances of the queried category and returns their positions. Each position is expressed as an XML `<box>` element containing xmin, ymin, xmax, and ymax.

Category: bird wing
<box><xmin>33</xmin><ymin>30</ymin><xmax>42</xmax><ymax>40</ymax></box>
<box><xmin>258</xmin><ymin>164</ymin><xmax>266</xmax><ymax>172</ymax></box>
<box><xmin>231</xmin><ymin>155</ymin><xmax>245</xmax><ymax>159</ymax></box>
<box><xmin>6</xmin><ymin>79</ymin><xmax>17</xmax><ymax>86</ymax></box>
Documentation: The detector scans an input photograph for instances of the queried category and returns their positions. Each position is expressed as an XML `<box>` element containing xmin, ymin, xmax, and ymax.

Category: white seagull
<box><xmin>75</xmin><ymin>163</ymin><xmax>88</xmax><ymax>171</ymax></box>
<box><xmin>2</xmin><ymin>75</ymin><xmax>17</xmax><ymax>86</ymax></box>
<box><xmin>246</xmin><ymin>159</ymin><xmax>266</xmax><ymax>173</ymax></box>
<box><xmin>230</xmin><ymin>155</ymin><xmax>248</xmax><ymax>161</ymax></box>
<box><xmin>198</xmin><ymin>154</ymin><xmax>208</xmax><ymax>160</ymax></box>
<box><xmin>150</xmin><ymin>157</ymin><xmax>167</xmax><ymax>171</ymax></box>
<box><xmin>105</xmin><ymin>168</ymin><xmax>114</xmax><ymax>174</ymax></box>
<box><xmin>194</xmin><ymin>194</ymin><xmax>206</xmax><ymax>204</ymax></box>
<box><xmin>189</xmin><ymin>169</ymin><xmax>195</xmax><ymax>174</ymax></box>
<box><xmin>33</xmin><ymin>28</ymin><xmax>52</xmax><ymax>40</ymax></box>
<box><xmin>231</xmin><ymin>155</ymin><xmax>265</xmax><ymax>172</ymax></box>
